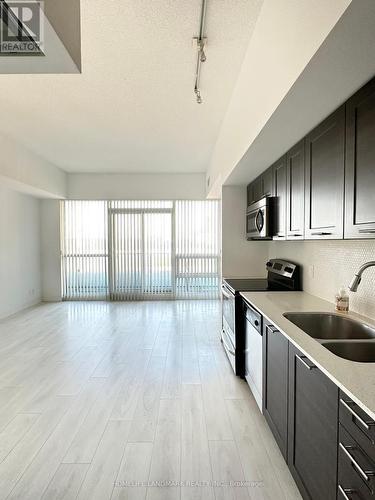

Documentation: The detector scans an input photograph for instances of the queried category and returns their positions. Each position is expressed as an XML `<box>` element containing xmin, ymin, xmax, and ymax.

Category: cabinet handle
<box><xmin>339</xmin><ymin>443</ymin><xmax>375</xmax><ymax>482</ymax></box>
<box><xmin>221</xmin><ymin>285</ymin><xmax>233</xmax><ymax>300</ymax></box>
<box><xmin>311</xmin><ymin>232</ymin><xmax>332</xmax><ymax>236</ymax></box>
<box><xmin>266</xmin><ymin>325</ymin><xmax>279</xmax><ymax>334</ymax></box>
<box><xmin>338</xmin><ymin>484</ymin><xmax>355</xmax><ymax>500</ymax></box>
<box><xmin>295</xmin><ymin>354</ymin><xmax>316</xmax><ymax>370</ymax></box>
<box><xmin>340</xmin><ymin>399</ymin><xmax>374</xmax><ymax>431</ymax></box>
<box><xmin>291</xmin><ymin>234</ymin><xmax>302</xmax><ymax>237</ymax></box>
<box><xmin>359</xmin><ymin>229</ymin><xmax>375</xmax><ymax>234</ymax></box>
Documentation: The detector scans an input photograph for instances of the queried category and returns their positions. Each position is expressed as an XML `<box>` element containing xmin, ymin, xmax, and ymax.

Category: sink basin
<box><xmin>283</xmin><ymin>312</ymin><xmax>375</xmax><ymax>340</ymax></box>
<box><xmin>323</xmin><ymin>342</ymin><xmax>375</xmax><ymax>363</ymax></box>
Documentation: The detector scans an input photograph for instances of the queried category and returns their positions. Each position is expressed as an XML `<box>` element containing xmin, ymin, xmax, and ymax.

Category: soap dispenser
<box><xmin>335</xmin><ymin>286</ymin><xmax>349</xmax><ymax>312</ymax></box>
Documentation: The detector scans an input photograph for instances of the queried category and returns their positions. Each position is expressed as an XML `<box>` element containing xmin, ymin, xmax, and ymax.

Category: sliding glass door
<box><xmin>61</xmin><ymin>200</ymin><xmax>220</xmax><ymax>300</ymax></box>
<box><xmin>108</xmin><ymin>207</ymin><xmax>173</xmax><ymax>300</ymax></box>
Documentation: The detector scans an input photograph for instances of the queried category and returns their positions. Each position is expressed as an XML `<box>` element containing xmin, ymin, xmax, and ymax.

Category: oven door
<box><xmin>221</xmin><ymin>325</ymin><xmax>236</xmax><ymax>372</ymax></box>
<box><xmin>221</xmin><ymin>283</ymin><xmax>237</xmax><ymax>372</ymax></box>
<box><xmin>246</xmin><ymin>198</ymin><xmax>271</xmax><ymax>239</ymax></box>
<box><xmin>221</xmin><ymin>283</ymin><xmax>235</xmax><ymax>345</ymax></box>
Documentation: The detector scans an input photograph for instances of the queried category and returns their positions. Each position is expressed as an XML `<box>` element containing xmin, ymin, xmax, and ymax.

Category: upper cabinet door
<box><xmin>247</xmin><ymin>168</ymin><xmax>274</xmax><ymax>208</ymax></box>
<box><xmin>286</xmin><ymin>140</ymin><xmax>305</xmax><ymax>240</ymax></box>
<box><xmin>345</xmin><ymin>78</ymin><xmax>375</xmax><ymax>238</ymax></box>
<box><xmin>305</xmin><ymin>106</ymin><xmax>345</xmax><ymax>239</ymax></box>
<box><xmin>262</xmin><ymin>166</ymin><xmax>274</xmax><ymax>198</ymax></box>
<box><xmin>273</xmin><ymin>156</ymin><xmax>287</xmax><ymax>240</ymax></box>
<box><xmin>247</xmin><ymin>176</ymin><xmax>262</xmax><ymax>207</ymax></box>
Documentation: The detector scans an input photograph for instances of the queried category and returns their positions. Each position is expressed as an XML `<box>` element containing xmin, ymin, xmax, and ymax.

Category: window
<box><xmin>61</xmin><ymin>200</ymin><xmax>220</xmax><ymax>300</ymax></box>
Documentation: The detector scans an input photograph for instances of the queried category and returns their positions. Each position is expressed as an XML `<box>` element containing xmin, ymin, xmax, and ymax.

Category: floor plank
<box><xmin>209</xmin><ymin>440</ymin><xmax>250</xmax><ymax>500</ymax></box>
<box><xmin>41</xmin><ymin>463</ymin><xmax>89</xmax><ymax>500</ymax></box>
<box><xmin>0</xmin><ymin>414</ymin><xmax>39</xmax><ymax>463</ymax></box>
<box><xmin>112</xmin><ymin>442</ymin><xmax>153</xmax><ymax>500</ymax></box>
<box><xmin>181</xmin><ymin>385</ymin><xmax>214</xmax><ymax>500</ymax></box>
<box><xmin>76</xmin><ymin>420</ymin><xmax>130</xmax><ymax>500</ymax></box>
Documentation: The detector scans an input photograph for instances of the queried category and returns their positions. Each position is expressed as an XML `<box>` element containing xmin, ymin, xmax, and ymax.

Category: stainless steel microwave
<box><xmin>246</xmin><ymin>197</ymin><xmax>274</xmax><ymax>240</ymax></box>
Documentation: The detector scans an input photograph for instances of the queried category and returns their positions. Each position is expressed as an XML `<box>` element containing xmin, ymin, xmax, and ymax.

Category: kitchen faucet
<box><xmin>349</xmin><ymin>261</ymin><xmax>375</xmax><ymax>291</ymax></box>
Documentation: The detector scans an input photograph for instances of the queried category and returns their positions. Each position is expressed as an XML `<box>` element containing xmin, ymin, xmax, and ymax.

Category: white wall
<box><xmin>0</xmin><ymin>133</ymin><xmax>67</xmax><ymax>198</ymax></box>
<box><xmin>222</xmin><ymin>186</ymin><xmax>269</xmax><ymax>278</ymax></box>
<box><xmin>41</xmin><ymin>200</ymin><xmax>62</xmax><ymax>302</ymax></box>
<box><xmin>269</xmin><ymin>240</ymin><xmax>375</xmax><ymax>320</ymax></box>
<box><xmin>207</xmin><ymin>0</ymin><xmax>351</xmax><ymax>196</ymax></box>
<box><xmin>0</xmin><ymin>185</ymin><xmax>41</xmax><ymax>319</ymax></box>
<box><xmin>68</xmin><ymin>173</ymin><xmax>206</xmax><ymax>200</ymax></box>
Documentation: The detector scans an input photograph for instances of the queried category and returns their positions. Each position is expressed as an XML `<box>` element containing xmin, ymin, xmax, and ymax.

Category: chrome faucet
<box><xmin>349</xmin><ymin>261</ymin><xmax>375</xmax><ymax>291</ymax></box>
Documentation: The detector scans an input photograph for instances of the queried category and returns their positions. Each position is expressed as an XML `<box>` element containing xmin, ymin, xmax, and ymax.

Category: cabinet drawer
<box><xmin>339</xmin><ymin>425</ymin><xmax>375</xmax><ymax>498</ymax></box>
<box><xmin>340</xmin><ymin>392</ymin><xmax>375</xmax><ymax>461</ymax></box>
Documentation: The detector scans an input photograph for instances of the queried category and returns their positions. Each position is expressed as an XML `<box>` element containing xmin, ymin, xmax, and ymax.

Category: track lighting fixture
<box><xmin>193</xmin><ymin>0</ymin><xmax>207</xmax><ymax>104</ymax></box>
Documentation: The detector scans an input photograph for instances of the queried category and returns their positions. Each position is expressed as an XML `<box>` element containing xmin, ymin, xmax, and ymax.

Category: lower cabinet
<box><xmin>288</xmin><ymin>344</ymin><xmax>339</xmax><ymax>500</ymax></box>
<box><xmin>338</xmin><ymin>392</ymin><xmax>375</xmax><ymax>499</ymax></box>
<box><xmin>262</xmin><ymin>321</ymin><xmax>289</xmax><ymax>459</ymax></box>
<box><xmin>246</xmin><ymin>302</ymin><xmax>375</xmax><ymax>500</ymax></box>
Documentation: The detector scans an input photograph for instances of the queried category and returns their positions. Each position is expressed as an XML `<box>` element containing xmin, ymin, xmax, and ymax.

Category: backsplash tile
<box><xmin>269</xmin><ymin>240</ymin><xmax>375</xmax><ymax>320</ymax></box>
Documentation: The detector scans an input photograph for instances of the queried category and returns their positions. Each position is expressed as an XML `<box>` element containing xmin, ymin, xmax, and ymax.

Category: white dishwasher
<box><xmin>244</xmin><ymin>300</ymin><xmax>263</xmax><ymax>411</ymax></box>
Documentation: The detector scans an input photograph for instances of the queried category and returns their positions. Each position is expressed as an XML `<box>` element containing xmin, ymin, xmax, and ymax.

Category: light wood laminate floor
<box><xmin>0</xmin><ymin>300</ymin><xmax>301</xmax><ymax>500</ymax></box>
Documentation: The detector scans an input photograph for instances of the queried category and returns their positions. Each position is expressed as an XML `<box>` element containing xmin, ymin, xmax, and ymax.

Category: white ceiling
<box><xmin>0</xmin><ymin>0</ymin><xmax>263</xmax><ymax>174</ymax></box>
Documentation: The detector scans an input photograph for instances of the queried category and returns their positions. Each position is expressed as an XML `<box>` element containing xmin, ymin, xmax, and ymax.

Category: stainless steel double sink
<box><xmin>283</xmin><ymin>312</ymin><xmax>375</xmax><ymax>362</ymax></box>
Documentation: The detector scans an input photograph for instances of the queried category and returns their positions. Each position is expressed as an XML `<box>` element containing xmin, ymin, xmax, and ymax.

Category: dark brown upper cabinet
<box><xmin>262</xmin><ymin>166</ymin><xmax>274</xmax><ymax>198</ymax></box>
<box><xmin>286</xmin><ymin>140</ymin><xmax>305</xmax><ymax>240</ymax></box>
<box><xmin>272</xmin><ymin>155</ymin><xmax>287</xmax><ymax>240</ymax></box>
<box><xmin>247</xmin><ymin>176</ymin><xmax>262</xmax><ymax>206</ymax></box>
<box><xmin>247</xmin><ymin>166</ymin><xmax>275</xmax><ymax>207</ymax></box>
<box><xmin>245</xmin><ymin>75</ymin><xmax>375</xmax><ymax>242</ymax></box>
<box><xmin>304</xmin><ymin>106</ymin><xmax>345</xmax><ymax>239</ymax></box>
<box><xmin>345</xmin><ymin>78</ymin><xmax>375</xmax><ymax>238</ymax></box>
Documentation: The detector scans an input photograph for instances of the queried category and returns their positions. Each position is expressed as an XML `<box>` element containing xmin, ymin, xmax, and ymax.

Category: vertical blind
<box><xmin>175</xmin><ymin>201</ymin><xmax>220</xmax><ymax>299</ymax></box>
<box><xmin>61</xmin><ymin>200</ymin><xmax>220</xmax><ymax>300</ymax></box>
<box><xmin>61</xmin><ymin>201</ymin><xmax>108</xmax><ymax>300</ymax></box>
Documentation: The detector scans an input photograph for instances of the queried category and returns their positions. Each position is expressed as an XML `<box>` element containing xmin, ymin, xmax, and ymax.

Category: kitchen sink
<box><xmin>283</xmin><ymin>312</ymin><xmax>375</xmax><ymax>340</ymax></box>
<box><xmin>322</xmin><ymin>342</ymin><xmax>375</xmax><ymax>363</ymax></box>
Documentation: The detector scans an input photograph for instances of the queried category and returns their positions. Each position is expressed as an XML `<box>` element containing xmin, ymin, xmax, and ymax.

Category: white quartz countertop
<box><xmin>240</xmin><ymin>291</ymin><xmax>375</xmax><ymax>420</ymax></box>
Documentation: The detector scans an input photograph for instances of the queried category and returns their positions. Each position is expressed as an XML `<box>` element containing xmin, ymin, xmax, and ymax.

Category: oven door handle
<box><xmin>221</xmin><ymin>284</ymin><xmax>233</xmax><ymax>300</ymax></box>
<box><xmin>221</xmin><ymin>329</ymin><xmax>235</xmax><ymax>355</ymax></box>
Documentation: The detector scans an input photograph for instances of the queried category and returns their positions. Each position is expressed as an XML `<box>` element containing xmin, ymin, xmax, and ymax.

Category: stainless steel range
<box><xmin>221</xmin><ymin>259</ymin><xmax>301</xmax><ymax>377</ymax></box>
